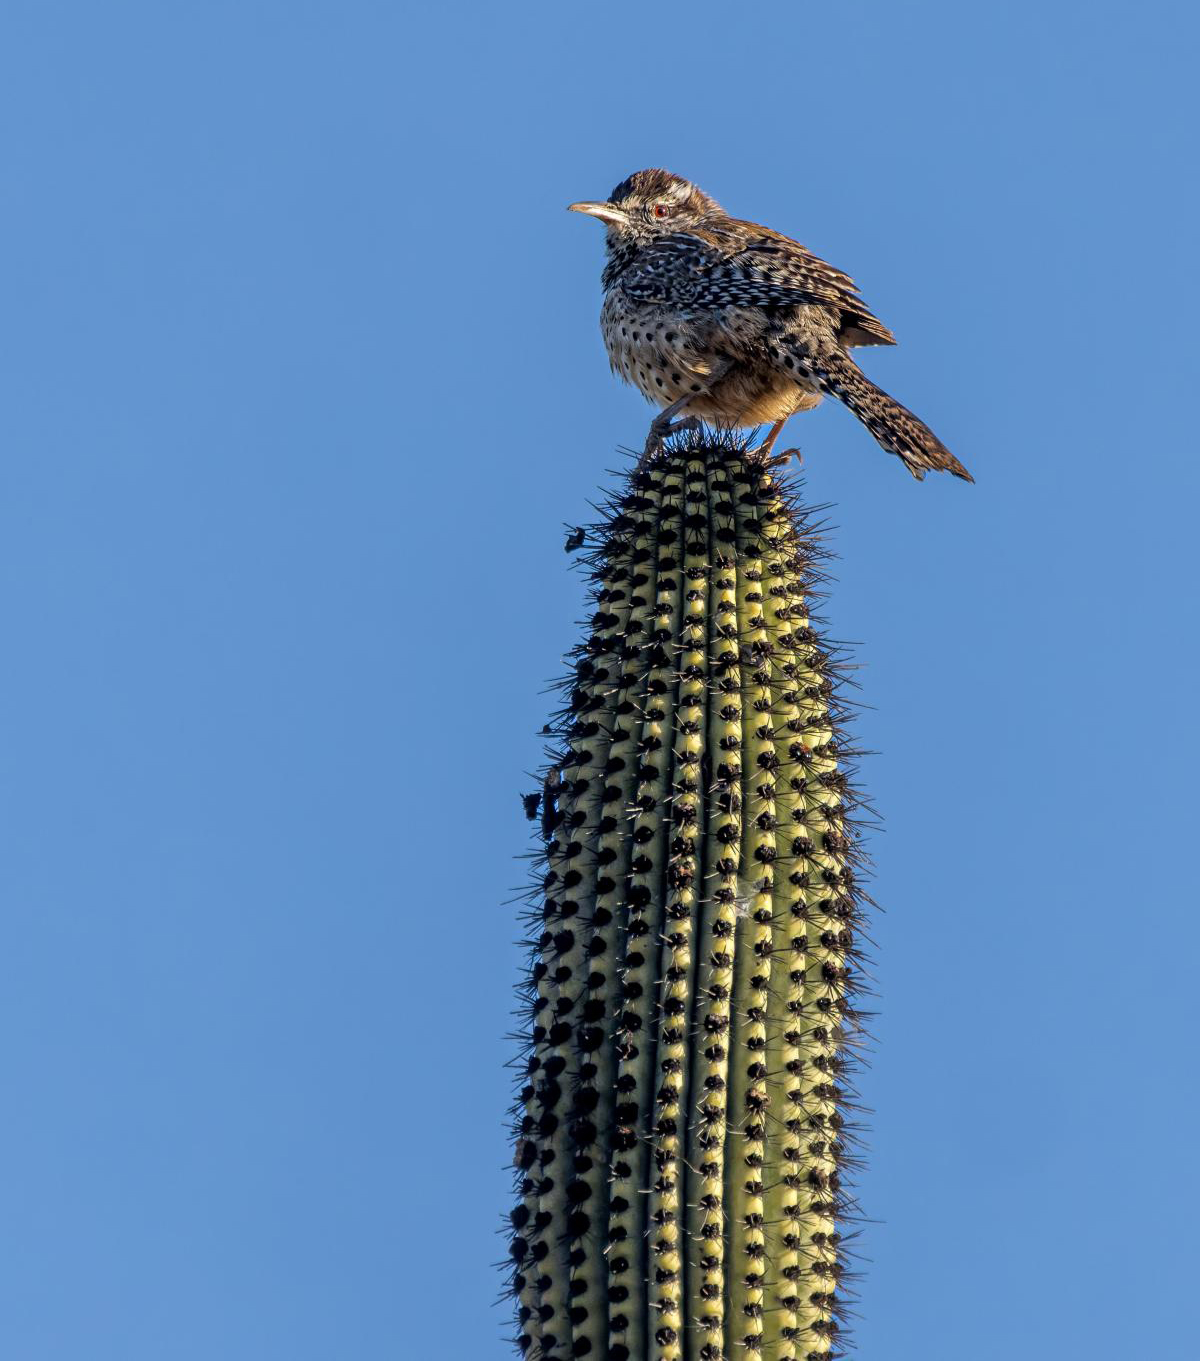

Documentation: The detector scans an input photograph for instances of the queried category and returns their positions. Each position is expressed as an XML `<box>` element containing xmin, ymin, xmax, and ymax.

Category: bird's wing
<box><xmin>691</xmin><ymin>219</ymin><xmax>897</xmax><ymax>347</ymax></box>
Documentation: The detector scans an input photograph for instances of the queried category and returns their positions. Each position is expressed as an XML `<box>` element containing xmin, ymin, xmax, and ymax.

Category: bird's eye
<box><xmin>653</xmin><ymin>203</ymin><xmax>671</xmax><ymax>219</ymax></box>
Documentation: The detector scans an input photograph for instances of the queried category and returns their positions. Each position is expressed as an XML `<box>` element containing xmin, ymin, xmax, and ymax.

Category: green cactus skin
<box><xmin>510</xmin><ymin>434</ymin><xmax>866</xmax><ymax>1361</ymax></box>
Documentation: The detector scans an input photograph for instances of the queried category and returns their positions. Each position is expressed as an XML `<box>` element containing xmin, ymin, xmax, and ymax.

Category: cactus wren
<box><xmin>569</xmin><ymin>168</ymin><xmax>972</xmax><ymax>481</ymax></box>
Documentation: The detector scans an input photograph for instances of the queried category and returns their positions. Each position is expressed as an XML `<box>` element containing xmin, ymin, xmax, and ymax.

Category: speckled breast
<box><xmin>599</xmin><ymin>289</ymin><xmax>822</xmax><ymax>427</ymax></box>
<box><xmin>600</xmin><ymin>291</ymin><xmax>714</xmax><ymax>407</ymax></box>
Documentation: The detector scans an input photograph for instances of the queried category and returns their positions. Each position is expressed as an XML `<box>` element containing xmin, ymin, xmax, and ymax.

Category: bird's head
<box><xmin>568</xmin><ymin>169</ymin><xmax>720</xmax><ymax>241</ymax></box>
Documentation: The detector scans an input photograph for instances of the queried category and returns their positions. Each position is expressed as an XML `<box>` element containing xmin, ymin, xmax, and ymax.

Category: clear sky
<box><xmin>2</xmin><ymin>2</ymin><xmax>1197</xmax><ymax>1357</ymax></box>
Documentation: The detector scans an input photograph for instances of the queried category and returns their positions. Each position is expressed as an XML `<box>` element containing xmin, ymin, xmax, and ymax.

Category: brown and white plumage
<box><xmin>570</xmin><ymin>168</ymin><xmax>972</xmax><ymax>482</ymax></box>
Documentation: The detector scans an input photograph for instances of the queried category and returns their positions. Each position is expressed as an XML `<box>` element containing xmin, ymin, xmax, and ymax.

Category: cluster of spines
<box><xmin>508</xmin><ymin>432</ymin><xmax>871</xmax><ymax>1361</ymax></box>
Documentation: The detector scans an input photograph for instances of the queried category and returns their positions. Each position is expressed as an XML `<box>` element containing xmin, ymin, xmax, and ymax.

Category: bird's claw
<box><xmin>639</xmin><ymin>414</ymin><xmax>702</xmax><ymax>467</ymax></box>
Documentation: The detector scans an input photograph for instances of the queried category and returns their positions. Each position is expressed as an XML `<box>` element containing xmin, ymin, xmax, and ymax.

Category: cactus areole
<box><xmin>509</xmin><ymin>434</ymin><xmax>869</xmax><ymax>1361</ymax></box>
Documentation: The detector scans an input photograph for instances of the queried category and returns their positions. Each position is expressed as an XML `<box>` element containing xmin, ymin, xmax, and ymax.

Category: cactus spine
<box><xmin>511</xmin><ymin>435</ymin><xmax>864</xmax><ymax>1361</ymax></box>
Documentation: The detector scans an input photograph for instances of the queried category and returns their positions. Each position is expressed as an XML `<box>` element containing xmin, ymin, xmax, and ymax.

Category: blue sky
<box><xmin>2</xmin><ymin>2</ymin><xmax>1197</xmax><ymax>1357</ymax></box>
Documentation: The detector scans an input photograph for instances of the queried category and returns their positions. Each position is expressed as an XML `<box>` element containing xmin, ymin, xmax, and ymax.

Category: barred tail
<box><xmin>810</xmin><ymin>348</ymin><xmax>973</xmax><ymax>482</ymax></box>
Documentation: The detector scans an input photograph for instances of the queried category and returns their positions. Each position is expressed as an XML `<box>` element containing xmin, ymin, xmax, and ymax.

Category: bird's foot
<box><xmin>780</xmin><ymin>447</ymin><xmax>803</xmax><ymax>466</ymax></box>
<box><xmin>752</xmin><ymin>418</ymin><xmax>789</xmax><ymax>461</ymax></box>
<box><xmin>639</xmin><ymin>413</ymin><xmax>702</xmax><ymax>467</ymax></box>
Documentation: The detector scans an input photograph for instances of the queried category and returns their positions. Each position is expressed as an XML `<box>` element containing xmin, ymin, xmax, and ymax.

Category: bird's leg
<box><xmin>755</xmin><ymin>418</ymin><xmax>789</xmax><ymax>459</ymax></box>
<box><xmin>640</xmin><ymin>396</ymin><xmax>701</xmax><ymax>467</ymax></box>
<box><xmin>638</xmin><ymin>358</ymin><xmax>735</xmax><ymax>467</ymax></box>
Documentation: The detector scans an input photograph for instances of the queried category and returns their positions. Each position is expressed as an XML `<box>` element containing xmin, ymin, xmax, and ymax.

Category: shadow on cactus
<box><xmin>508</xmin><ymin>430</ymin><xmax>873</xmax><ymax>1361</ymax></box>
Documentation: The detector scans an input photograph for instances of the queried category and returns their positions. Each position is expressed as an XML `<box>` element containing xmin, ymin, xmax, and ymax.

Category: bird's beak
<box><xmin>568</xmin><ymin>200</ymin><xmax>627</xmax><ymax>227</ymax></box>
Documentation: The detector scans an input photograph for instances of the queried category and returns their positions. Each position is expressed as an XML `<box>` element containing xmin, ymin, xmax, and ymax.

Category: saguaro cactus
<box><xmin>509</xmin><ymin>434</ymin><xmax>867</xmax><ymax>1361</ymax></box>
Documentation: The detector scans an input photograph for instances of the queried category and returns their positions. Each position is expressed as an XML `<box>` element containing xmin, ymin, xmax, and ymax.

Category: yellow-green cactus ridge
<box><xmin>510</xmin><ymin>432</ymin><xmax>868</xmax><ymax>1361</ymax></box>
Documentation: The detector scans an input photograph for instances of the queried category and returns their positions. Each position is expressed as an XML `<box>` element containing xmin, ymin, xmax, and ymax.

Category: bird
<box><xmin>568</xmin><ymin>169</ymin><xmax>972</xmax><ymax>482</ymax></box>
